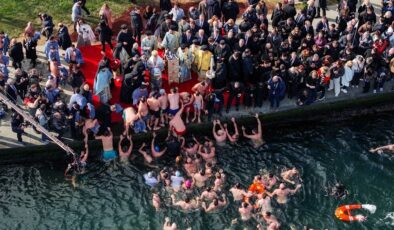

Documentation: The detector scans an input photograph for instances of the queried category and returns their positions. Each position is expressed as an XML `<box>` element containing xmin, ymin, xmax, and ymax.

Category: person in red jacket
<box><xmin>373</xmin><ymin>35</ymin><xmax>388</xmax><ymax>56</ymax></box>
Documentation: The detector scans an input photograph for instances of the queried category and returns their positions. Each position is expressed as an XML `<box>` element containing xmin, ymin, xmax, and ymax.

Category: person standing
<box><xmin>226</xmin><ymin>81</ymin><xmax>244</xmax><ymax>113</ymax></box>
<box><xmin>96</xmin><ymin>20</ymin><xmax>113</xmax><ymax>52</ymax></box>
<box><xmin>23</xmin><ymin>35</ymin><xmax>37</xmax><ymax>68</ymax></box>
<box><xmin>130</xmin><ymin>8</ymin><xmax>143</xmax><ymax>43</ymax></box>
<box><xmin>160</xmin><ymin>0</ymin><xmax>172</xmax><ymax>12</ymax></box>
<box><xmin>8</xmin><ymin>39</ymin><xmax>24</xmax><ymax>70</ymax></box>
<box><xmin>65</xmin><ymin>44</ymin><xmax>84</xmax><ymax>73</ymax></box>
<box><xmin>57</xmin><ymin>23</ymin><xmax>72</xmax><ymax>50</ymax></box>
<box><xmin>99</xmin><ymin>3</ymin><xmax>113</xmax><ymax>29</ymax></box>
<box><xmin>71</xmin><ymin>1</ymin><xmax>83</xmax><ymax>32</ymax></box>
<box><xmin>267</xmin><ymin>75</ymin><xmax>286</xmax><ymax>109</ymax></box>
<box><xmin>11</xmin><ymin>112</ymin><xmax>25</xmax><ymax>145</ymax></box>
<box><xmin>76</xmin><ymin>18</ymin><xmax>95</xmax><ymax>47</ymax></box>
<box><xmin>39</xmin><ymin>13</ymin><xmax>54</xmax><ymax>40</ymax></box>
<box><xmin>117</xmin><ymin>24</ymin><xmax>135</xmax><ymax>57</ymax></box>
<box><xmin>147</xmin><ymin>50</ymin><xmax>165</xmax><ymax>89</ymax></box>
<box><xmin>161</xmin><ymin>25</ymin><xmax>180</xmax><ymax>53</ymax></box>
<box><xmin>74</xmin><ymin>0</ymin><xmax>90</xmax><ymax>16</ymax></box>
<box><xmin>94</xmin><ymin>64</ymin><xmax>113</xmax><ymax>104</ymax></box>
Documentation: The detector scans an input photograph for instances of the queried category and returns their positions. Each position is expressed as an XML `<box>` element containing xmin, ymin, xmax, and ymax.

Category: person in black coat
<box><xmin>181</xmin><ymin>29</ymin><xmax>195</xmax><ymax>47</ymax></box>
<box><xmin>5</xmin><ymin>79</ymin><xmax>18</xmax><ymax>102</ymax></box>
<box><xmin>226</xmin><ymin>81</ymin><xmax>244</xmax><ymax>113</ymax></box>
<box><xmin>23</xmin><ymin>34</ymin><xmax>37</xmax><ymax>67</ymax></box>
<box><xmin>214</xmin><ymin>40</ymin><xmax>232</xmax><ymax>63</ymax></box>
<box><xmin>211</xmin><ymin>60</ymin><xmax>227</xmax><ymax>90</ymax></box>
<box><xmin>117</xmin><ymin>24</ymin><xmax>135</xmax><ymax>56</ymax></box>
<box><xmin>283</xmin><ymin>2</ymin><xmax>296</xmax><ymax>20</ymax></box>
<box><xmin>242</xmin><ymin>49</ymin><xmax>254</xmax><ymax>83</ymax></box>
<box><xmin>9</xmin><ymin>39</ymin><xmax>24</xmax><ymax>69</ymax></box>
<box><xmin>207</xmin><ymin>0</ymin><xmax>221</xmax><ymax>20</ymax></box>
<box><xmin>160</xmin><ymin>0</ymin><xmax>172</xmax><ymax>12</ymax></box>
<box><xmin>130</xmin><ymin>8</ymin><xmax>143</xmax><ymax>43</ymax></box>
<box><xmin>222</xmin><ymin>0</ymin><xmax>240</xmax><ymax>22</ymax></box>
<box><xmin>57</xmin><ymin>23</ymin><xmax>72</xmax><ymax>50</ymax></box>
<box><xmin>11</xmin><ymin>112</ymin><xmax>25</xmax><ymax>143</ymax></box>
<box><xmin>317</xmin><ymin>0</ymin><xmax>327</xmax><ymax>17</ymax></box>
<box><xmin>228</xmin><ymin>51</ymin><xmax>243</xmax><ymax>82</ymax></box>
<box><xmin>96</xmin><ymin>20</ymin><xmax>113</xmax><ymax>52</ymax></box>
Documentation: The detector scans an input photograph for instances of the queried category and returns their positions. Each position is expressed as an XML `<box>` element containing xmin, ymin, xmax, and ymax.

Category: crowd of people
<box><xmin>0</xmin><ymin>0</ymin><xmax>393</xmax><ymax>228</ymax></box>
<box><xmin>1</xmin><ymin>0</ymin><xmax>394</xmax><ymax>144</ymax></box>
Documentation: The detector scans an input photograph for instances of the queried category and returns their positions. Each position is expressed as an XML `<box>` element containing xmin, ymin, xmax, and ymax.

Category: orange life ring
<box><xmin>243</xmin><ymin>182</ymin><xmax>265</xmax><ymax>203</ymax></box>
<box><xmin>335</xmin><ymin>204</ymin><xmax>363</xmax><ymax>222</ymax></box>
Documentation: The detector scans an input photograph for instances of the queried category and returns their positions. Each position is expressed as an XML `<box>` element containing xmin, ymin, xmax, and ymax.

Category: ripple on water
<box><xmin>0</xmin><ymin>115</ymin><xmax>394</xmax><ymax>229</ymax></box>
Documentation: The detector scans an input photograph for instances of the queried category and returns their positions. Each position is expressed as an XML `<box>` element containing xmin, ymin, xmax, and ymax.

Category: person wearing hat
<box><xmin>161</xmin><ymin>25</ymin><xmax>180</xmax><ymax>53</ymax></box>
<box><xmin>117</xmin><ymin>24</ymin><xmax>135</xmax><ymax>56</ymax></box>
<box><xmin>171</xmin><ymin>170</ymin><xmax>185</xmax><ymax>192</ymax></box>
<box><xmin>196</xmin><ymin>44</ymin><xmax>213</xmax><ymax>81</ymax></box>
<box><xmin>177</xmin><ymin>44</ymin><xmax>193</xmax><ymax>82</ymax></box>
<box><xmin>147</xmin><ymin>50</ymin><xmax>165</xmax><ymax>89</ymax></box>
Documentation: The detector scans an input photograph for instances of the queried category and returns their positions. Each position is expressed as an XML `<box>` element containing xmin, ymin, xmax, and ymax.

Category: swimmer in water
<box><xmin>171</xmin><ymin>195</ymin><xmax>200</xmax><ymax>210</ymax></box>
<box><xmin>193</xmin><ymin>169</ymin><xmax>209</xmax><ymax>188</ymax></box>
<box><xmin>198</xmin><ymin>140</ymin><xmax>216</xmax><ymax>163</ymax></box>
<box><xmin>242</xmin><ymin>113</ymin><xmax>264</xmax><ymax>148</ymax></box>
<box><xmin>262</xmin><ymin>212</ymin><xmax>281</xmax><ymax>230</ymax></box>
<box><xmin>214</xmin><ymin>169</ymin><xmax>226</xmax><ymax>192</ymax></box>
<box><xmin>163</xmin><ymin>217</ymin><xmax>177</xmax><ymax>230</ymax></box>
<box><xmin>238</xmin><ymin>202</ymin><xmax>253</xmax><ymax>221</ymax></box>
<box><xmin>200</xmin><ymin>187</ymin><xmax>218</xmax><ymax>201</ymax></box>
<box><xmin>281</xmin><ymin>167</ymin><xmax>302</xmax><ymax>185</ymax></box>
<box><xmin>202</xmin><ymin>194</ymin><xmax>227</xmax><ymax>212</ymax></box>
<box><xmin>212</xmin><ymin>119</ymin><xmax>227</xmax><ymax>145</ymax></box>
<box><xmin>151</xmin><ymin>132</ymin><xmax>167</xmax><ymax>158</ymax></box>
<box><xmin>262</xmin><ymin>173</ymin><xmax>278</xmax><ymax>190</ymax></box>
<box><xmin>330</xmin><ymin>182</ymin><xmax>348</xmax><ymax>199</ymax></box>
<box><xmin>95</xmin><ymin>127</ymin><xmax>117</xmax><ymax>161</ymax></box>
<box><xmin>256</xmin><ymin>193</ymin><xmax>273</xmax><ymax>213</ymax></box>
<box><xmin>171</xmin><ymin>170</ymin><xmax>185</xmax><ymax>192</ymax></box>
<box><xmin>266</xmin><ymin>183</ymin><xmax>302</xmax><ymax>204</ymax></box>
<box><xmin>224</xmin><ymin>117</ymin><xmax>239</xmax><ymax>143</ymax></box>
<box><xmin>152</xmin><ymin>192</ymin><xmax>161</xmax><ymax>211</ymax></box>
<box><xmin>138</xmin><ymin>142</ymin><xmax>159</xmax><ymax>168</ymax></box>
<box><xmin>229</xmin><ymin>183</ymin><xmax>248</xmax><ymax>201</ymax></box>
<box><xmin>118</xmin><ymin>132</ymin><xmax>133</xmax><ymax>162</ymax></box>
<box><xmin>369</xmin><ymin>144</ymin><xmax>394</xmax><ymax>154</ymax></box>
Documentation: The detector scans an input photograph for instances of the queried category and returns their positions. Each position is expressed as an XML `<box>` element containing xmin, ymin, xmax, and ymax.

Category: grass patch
<box><xmin>0</xmin><ymin>0</ymin><xmax>138</xmax><ymax>38</ymax></box>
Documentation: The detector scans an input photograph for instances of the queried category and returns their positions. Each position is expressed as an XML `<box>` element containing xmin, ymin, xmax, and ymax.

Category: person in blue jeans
<box><xmin>267</xmin><ymin>75</ymin><xmax>286</xmax><ymax>109</ymax></box>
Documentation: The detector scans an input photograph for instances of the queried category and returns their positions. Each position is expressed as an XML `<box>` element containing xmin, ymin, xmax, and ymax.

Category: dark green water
<box><xmin>1</xmin><ymin>115</ymin><xmax>394</xmax><ymax>230</ymax></box>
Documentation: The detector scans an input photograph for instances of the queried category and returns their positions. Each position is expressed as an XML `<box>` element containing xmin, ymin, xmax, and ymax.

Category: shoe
<box><xmin>41</xmin><ymin>140</ymin><xmax>50</xmax><ymax>145</ymax></box>
<box><xmin>356</xmin><ymin>85</ymin><xmax>359</xmax><ymax>88</ymax></box>
<box><xmin>380</xmin><ymin>88</ymin><xmax>383</xmax><ymax>92</ymax></box>
<box><xmin>18</xmin><ymin>141</ymin><xmax>26</xmax><ymax>146</ymax></box>
<box><xmin>317</xmin><ymin>96</ymin><xmax>325</xmax><ymax>101</ymax></box>
<box><xmin>373</xmin><ymin>90</ymin><xmax>377</xmax><ymax>93</ymax></box>
<box><xmin>341</xmin><ymin>89</ymin><xmax>348</xmax><ymax>93</ymax></box>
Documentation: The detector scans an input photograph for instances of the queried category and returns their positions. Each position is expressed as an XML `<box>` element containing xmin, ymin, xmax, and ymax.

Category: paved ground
<box><xmin>0</xmin><ymin>0</ymin><xmax>389</xmax><ymax>150</ymax></box>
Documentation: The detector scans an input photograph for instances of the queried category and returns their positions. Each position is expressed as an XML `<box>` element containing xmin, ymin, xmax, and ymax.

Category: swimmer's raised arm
<box><xmin>242</xmin><ymin>126</ymin><xmax>253</xmax><ymax>139</ymax></box>
<box><xmin>255</xmin><ymin>114</ymin><xmax>262</xmax><ymax>137</ymax></box>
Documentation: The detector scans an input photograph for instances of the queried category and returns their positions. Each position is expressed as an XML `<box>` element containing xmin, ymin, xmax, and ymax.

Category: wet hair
<box><xmin>235</xmin><ymin>183</ymin><xmax>241</xmax><ymax>189</ymax></box>
<box><xmin>185</xmin><ymin>197</ymin><xmax>190</xmax><ymax>203</ymax></box>
<box><xmin>266</xmin><ymin>211</ymin><xmax>272</xmax><ymax>217</ymax></box>
<box><xmin>206</xmin><ymin>162</ymin><xmax>212</xmax><ymax>168</ymax></box>
<box><xmin>213</xmin><ymin>199</ymin><xmax>219</xmax><ymax>206</ymax></box>
<box><xmin>243</xmin><ymin>202</ymin><xmax>249</xmax><ymax>208</ymax></box>
<box><xmin>206</xmin><ymin>187</ymin><xmax>212</xmax><ymax>192</ymax></box>
<box><xmin>269</xmin><ymin>173</ymin><xmax>274</xmax><ymax>178</ymax></box>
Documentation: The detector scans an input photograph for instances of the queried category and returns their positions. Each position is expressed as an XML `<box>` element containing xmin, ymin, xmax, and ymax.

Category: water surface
<box><xmin>0</xmin><ymin>115</ymin><xmax>394</xmax><ymax>230</ymax></box>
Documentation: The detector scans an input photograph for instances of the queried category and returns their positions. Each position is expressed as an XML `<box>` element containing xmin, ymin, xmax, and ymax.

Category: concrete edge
<box><xmin>1</xmin><ymin>92</ymin><xmax>393</xmax><ymax>164</ymax></box>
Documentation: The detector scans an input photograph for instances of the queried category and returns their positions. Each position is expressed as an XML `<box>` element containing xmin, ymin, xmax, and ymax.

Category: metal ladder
<box><xmin>0</xmin><ymin>92</ymin><xmax>77</xmax><ymax>156</ymax></box>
